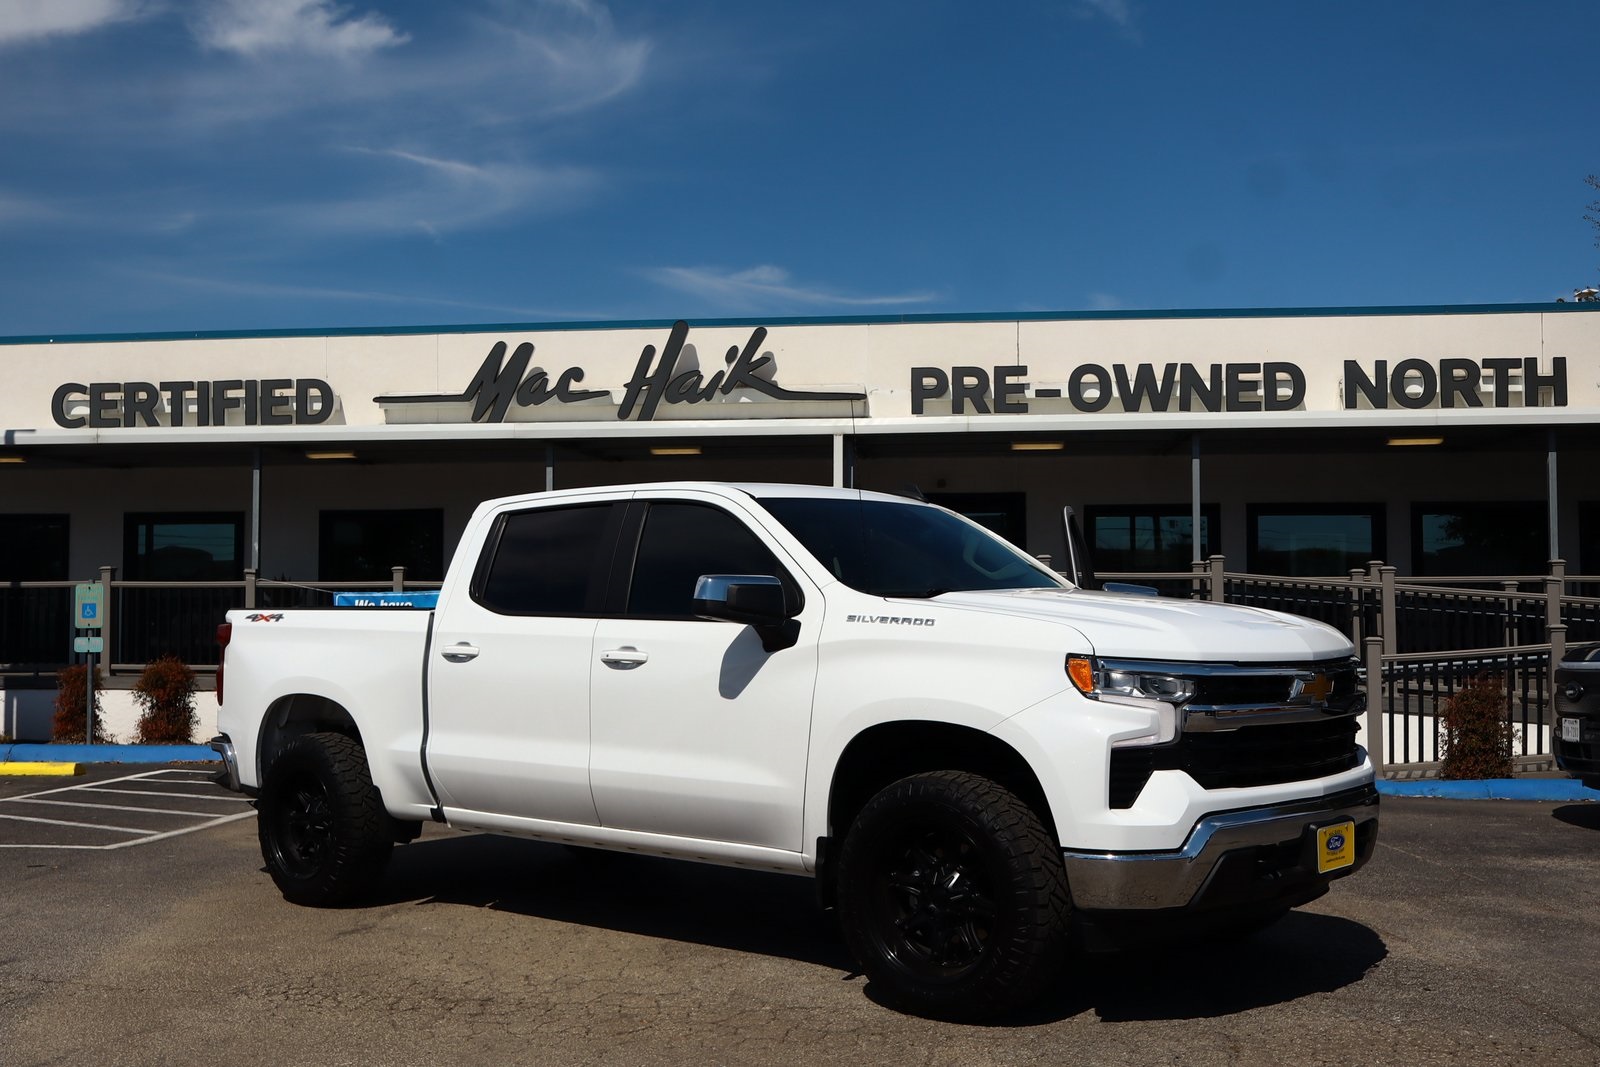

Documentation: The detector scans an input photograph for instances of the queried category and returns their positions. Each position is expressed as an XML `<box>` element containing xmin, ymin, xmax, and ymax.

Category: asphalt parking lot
<box><xmin>1</xmin><ymin>767</ymin><xmax>1597</xmax><ymax>1067</ymax></box>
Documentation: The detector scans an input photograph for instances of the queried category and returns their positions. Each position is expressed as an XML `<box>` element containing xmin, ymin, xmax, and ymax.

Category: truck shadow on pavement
<box><xmin>371</xmin><ymin>830</ymin><xmax>1387</xmax><ymax>1024</ymax></box>
<box><xmin>1551</xmin><ymin>803</ymin><xmax>1600</xmax><ymax>831</ymax></box>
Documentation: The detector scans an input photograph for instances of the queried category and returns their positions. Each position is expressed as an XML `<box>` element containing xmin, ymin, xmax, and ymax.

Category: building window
<box><xmin>319</xmin><ymin>509</ymin><xmax>445</xmax><ymax>582</ymax></box>
<box><xmin>123</xmin><ymin>512</ymin><xmax>244</xmax><ymax>581</ymax></box>
<box><xmin>1086</xmin><ymin>505</ymin><xmax>1219</xmax><ymax>572</ymax></box>
<box><xmin>925</xmin><ymin>492</ymin><xmax>1027</xmax><ymax>546</ymax></box>
<box><xmin>1412</xmin><ymin>502</ymin><xmax>1548</xmax><ymax>577</ymax></box>
<box><xmin>0</xmin><ymin>514</ymin><xmax>69</xmax><ymax>580</ymax></box>
<box><xmin>1248</xmin><ymin>505</ymin><xmax>1385</xmax><ymax>576</ymax></box>
<box><xmin>1582</xmin><ymin>502</ymin><xmax>1600</xmax><ymax>576</ymax></box>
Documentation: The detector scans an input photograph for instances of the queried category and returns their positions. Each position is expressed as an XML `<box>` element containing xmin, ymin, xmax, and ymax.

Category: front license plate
<box><xmin>1316</xmin><ymin>820</ymin><xmax>1356</xmax><ymax>874</ymax></box>
<box><xmin>1562</xmin><ymin>717</ymin><xmax>1581</xmax><ymax>743</ymax></box>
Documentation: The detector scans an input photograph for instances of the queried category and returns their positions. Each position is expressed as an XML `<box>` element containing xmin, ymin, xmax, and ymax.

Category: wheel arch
<box><xmin>256</xmin><ymin>693</ymin><xmax>366</xmax><ymax>783</ymax></box>
<box><xmin>827</xmin><ymin>720</ymin><xmax>1058</xmax><ymax>847</ymax></box>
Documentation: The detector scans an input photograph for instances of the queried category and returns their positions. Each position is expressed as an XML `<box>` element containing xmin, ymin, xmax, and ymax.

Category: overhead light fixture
<box><xmin>305</xmin><ymin>450</ymin><xmax>358</xmax><ymax>460</ymax></box>
<box><xmin>0</xmin><ymin>455</ymin><xmax>25</xmax><ymax>464</ymax></box>
<box><xmin>1386</xmin><ymin>437</ymin><xmax>1444</xmax><ymax>447</ymax></box>
<box><xmin>1010</xmin><ymin>441</ymin><xmax>1065</xmax><ymax>452</ymax></box>
<box><xmin>650</xmin><ymin>446</ymin><xmax>702</xmax><ymax>456</ymax></box>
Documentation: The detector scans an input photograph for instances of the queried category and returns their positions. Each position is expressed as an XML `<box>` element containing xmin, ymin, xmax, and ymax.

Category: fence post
<box><xmin>1364</xmin><ymin>633</ymin><xmax>1386</xmax><ymax>778</ymax></box>
<box><xmin>1191</xmin><ymin>558</ymin><xmax>1207</xmax><ymax>601</ymax></box>
<box><xmin>98</xmin><ymin>564</ymin><xmax>116</xmax><ymax>678</ymax></box>
<box><xmin>1348</xmin><ymin>567</ymin><xmax>1366</xmax><ymax>647</ymax></box>
<box><xmin>244</xmin><ymin>568</ymin><xmax>258</xmax><ymax>610</ymax></box>
<box><xmin>1547</xmin><ymin>560</ymin><xmax>1567</xmax><ymax>712</ymax></box>
<box><xmin>392</xmin><ymin>565</ymin><xmax>406</xmax><ymax>593</ymax></box>
<box><xmin>1380</xmin><ymin>565</ymin><xmax>1397</xmax><ymax>657</ymax></box>
<box><xmin>1208</xmin><ymin>554</ymin><xmax>1225</xmax><ymax>603</ymax></box>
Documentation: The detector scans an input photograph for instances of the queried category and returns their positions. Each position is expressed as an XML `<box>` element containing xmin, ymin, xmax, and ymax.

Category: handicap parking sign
<box><xmin>74</xmin><ymin>582</ymin><xmax>105</xmax><ymax>630</ymax></box>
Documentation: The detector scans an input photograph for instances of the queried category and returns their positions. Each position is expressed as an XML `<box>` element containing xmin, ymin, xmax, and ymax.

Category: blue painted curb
<box><xmin>0</xmin><ymin>743</ymin><xmax>218</xmax><ymax>764</ymax></box>
<box><xmin>1378</xmin><ymin>778</ymin><xmax>1600</xmax><ymax>802</ymax></box>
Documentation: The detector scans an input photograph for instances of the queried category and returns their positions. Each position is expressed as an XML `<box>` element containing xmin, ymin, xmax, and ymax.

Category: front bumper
<box><xmin>1062</xmin><ymin>784</ymin><xmax>1378</xmax><ymax>912</ymax></box>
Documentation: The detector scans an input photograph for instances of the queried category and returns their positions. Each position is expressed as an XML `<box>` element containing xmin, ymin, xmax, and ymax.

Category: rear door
<box><xmin>588</xmin><ymin>492</ymin><xmax>821</xmax><ymax>851</ymax></box>
<box><xmin>426</xmin><ymin>498</ymin><xmax>626</xmax><ymax>825</ymax></box>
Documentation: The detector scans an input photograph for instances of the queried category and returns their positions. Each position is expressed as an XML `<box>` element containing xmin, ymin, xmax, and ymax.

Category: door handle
<box><xmin>440</xmin><ymin>643</ymin><xmax>480</xmax><ymax>662</ymax></box>
<box><xmin>600</xmin><ymin>647</ymin><xmax>648</xmax><ymax>667</ymax></box>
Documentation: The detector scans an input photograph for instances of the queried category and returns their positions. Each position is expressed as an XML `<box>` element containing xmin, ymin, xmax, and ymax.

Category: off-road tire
<box><xmin>257</xmin><ymin>731</ymin><xmax>393</xmax><ymax>907</ymax></box>
<box><xmin>836</xmin><ymin>770</ymin><xmax>1070</xmax><ymax>1021</ymax></box>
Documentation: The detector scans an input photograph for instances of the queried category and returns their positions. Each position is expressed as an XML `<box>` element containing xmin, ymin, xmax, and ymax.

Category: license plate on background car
<box><xmin>1562</xmin><ymin>718</ymin><xmax>1581</xmax><ymax>743</ymax></box>
<box><xmin>1316</xmin><ymin>820</ymin><xmax>1356</xmax><ymax>874</ymax></box>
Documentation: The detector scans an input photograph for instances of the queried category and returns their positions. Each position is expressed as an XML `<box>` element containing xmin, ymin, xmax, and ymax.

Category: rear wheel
<box><xmin>257</xmin><ymin>732</ymin><xmax>392</xmax><ymax>907</ymax></box>
<box><xmin>836</xmin><ymin>770</ymin><xmax>1070</xmax><ymax>1020</ymax></box>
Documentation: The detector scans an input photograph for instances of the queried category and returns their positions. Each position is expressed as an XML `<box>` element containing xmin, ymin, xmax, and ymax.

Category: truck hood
<box><xmin>915</xmin><ymin>587</ymin><xmax>1354</xmax><ymax>662</ymax></box>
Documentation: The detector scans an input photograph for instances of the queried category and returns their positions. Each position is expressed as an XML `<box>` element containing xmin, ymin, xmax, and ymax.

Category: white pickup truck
<box><xmin>213</xmin><ymin>481</ymin><xmax>1376</xmax><ymax>1019</ymax></box>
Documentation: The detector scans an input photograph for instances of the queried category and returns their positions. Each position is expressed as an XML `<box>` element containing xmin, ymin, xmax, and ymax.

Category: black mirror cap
<box><xmin>693</xmin><ymin>574</ymin><xmax>790</xmax><ymax>626</ymax></box>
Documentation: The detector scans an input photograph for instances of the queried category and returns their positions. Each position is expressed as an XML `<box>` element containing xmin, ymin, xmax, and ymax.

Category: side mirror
<box><xmin>693</xmin><ymin>574</ymin><xmax>791</xmax><ymax>626</ymax></box>
<box><xmin>693</xmin><ymin>575</ymin><xmax>800</xmax><ymax>653</ymax></box>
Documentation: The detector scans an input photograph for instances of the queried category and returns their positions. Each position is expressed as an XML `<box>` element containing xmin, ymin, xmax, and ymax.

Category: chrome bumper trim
<box><xmin>1062</xmin><ymin>784</ymin><xmax>1378</xmax><ymax>911</ymax></box>
<box><xmin>209</xmin><ymin>735</ymin><xmax>241</xmax><ymax>793</ymax></box>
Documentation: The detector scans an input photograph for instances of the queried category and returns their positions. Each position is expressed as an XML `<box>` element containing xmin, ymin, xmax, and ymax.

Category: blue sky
<box><xmin>0</xmin><ymin>0</ymin><xmax>1594</xmax><ymax>335</ymax></box>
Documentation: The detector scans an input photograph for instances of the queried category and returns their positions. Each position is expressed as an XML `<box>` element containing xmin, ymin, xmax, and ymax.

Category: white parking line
<box><xmin>79</xmin><ymin>787</ymin><xmax>250</xmax><ymax>802</ymax></box>
<box><xmin>0</xmin><ymin>769</ymin><xmax>257</xmax><ymax>850</ymax></box>
<box><xmin>21</xmin><ymin>798</ymin><xmax>231</xmax><ymax>818</ymax></box>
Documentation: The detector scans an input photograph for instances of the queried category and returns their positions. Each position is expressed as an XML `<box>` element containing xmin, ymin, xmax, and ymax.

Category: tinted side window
<box><xmin>626</xmin><ymin>503</ymin><xmax>783</xmax><ymax>617</ymax></box>
<box><xmin>477</xmin><ymin>504</ymin><xmax>615</xmax><ymax>615</ymax></box>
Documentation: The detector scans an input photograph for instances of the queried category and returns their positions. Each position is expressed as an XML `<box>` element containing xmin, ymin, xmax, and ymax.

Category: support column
<box><xmin>545</xmin><ymin>445</ymin><xmax>555</xmax><ymax>493</ymax></box>
<box><xmin>1547</xmin><ymin>429</ymin><xmax>1560</xmax><ymax>561</ymax></box>
<box><xmin>832</xmin><ymin>434</ymin><xmax>854</xmax><ymax>488</ymax></box>
<box><xmin>1190</xmin><ymin>433</ymin><xmax>1202</xmax><ymax>565</ymax></box>
<box><xmin>250</xmin><ymin>447</ymin><xmax>262</xmax><ymax>573</ymax></box>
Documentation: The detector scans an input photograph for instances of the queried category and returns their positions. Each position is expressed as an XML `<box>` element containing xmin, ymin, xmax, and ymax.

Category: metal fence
<box><xmin>6</xmin><ymin>556</ymin><xmax>1593</xmax><ymax>777</ymax></box>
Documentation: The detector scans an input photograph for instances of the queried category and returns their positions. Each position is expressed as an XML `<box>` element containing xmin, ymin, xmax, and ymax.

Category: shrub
<box><xmin>53</xmin><ymin>664</ymin><xmax>113</xmax><ymax>743</ymax></box>
<box><xmin>133</xmin><ymin>655</ymin><xmax>199</xmax><ymax>745</ymax></box>
<box><xmin>1438</xmin><ymin>672</ymin><xmax>1515</xmax><ymax>779</ymax></box>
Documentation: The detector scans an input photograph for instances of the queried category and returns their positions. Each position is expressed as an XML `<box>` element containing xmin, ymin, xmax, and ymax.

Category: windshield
<box><xmin>757</xmin><ymin>496</ymin><xmax>1067</xmax><ymax>598</ymax></box>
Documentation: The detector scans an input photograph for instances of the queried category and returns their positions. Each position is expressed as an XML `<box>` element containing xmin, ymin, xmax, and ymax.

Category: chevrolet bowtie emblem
<box><xmin>1295</xmin><ymin>673</ymin><xmax>1333</xmax><ymax>703</ymax></box>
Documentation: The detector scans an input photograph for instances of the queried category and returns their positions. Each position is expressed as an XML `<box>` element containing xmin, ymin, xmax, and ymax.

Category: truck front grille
<box><xmin>1108</xmin><ymin>718</ymin><xmax>1361</xmax><ymax>808</ymax></box>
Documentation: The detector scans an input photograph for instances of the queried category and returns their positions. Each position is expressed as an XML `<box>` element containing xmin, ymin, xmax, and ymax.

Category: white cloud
<box><xmin>1088</xmin><ymin>292</ymin><xmax>1126</xmax><ymax>310</ymax></box>
<box><xmin>194</xmin><ymin>0</ymin><xmax>407</xmax><ymax>58</ymax></box>
<box><xmin>0</xmin><ymin>0</ymin><xmax>143</xmax><ymax>46</ymax></box>
<box><xmin>128</xmin><ymin>268</ymin><xmax>577</xmax><ymax>318</ymax></box>
<box><xmin>1072</xmin><ymin>0</ymin><xmax>1140</xmax><ymax>42</ymax></box>
<box><xmin>645</xmin><ymin>265</ymin><xmax>939</xmax><ymax>310</ymax></box>
<box><xmin>284</xmin><ymin>148</ymin><xmax>600</xmax><ymax>235</ymax></box>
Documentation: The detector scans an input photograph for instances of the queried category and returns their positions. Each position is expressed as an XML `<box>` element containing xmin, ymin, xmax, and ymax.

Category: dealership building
<box><xmin>2</xmin><ymin>301</ymin><xmax>1598</xmax><ymax>738</ymax></box>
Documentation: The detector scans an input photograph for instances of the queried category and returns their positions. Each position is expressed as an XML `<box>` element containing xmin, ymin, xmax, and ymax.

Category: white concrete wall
<box><xmin>1</xmin><ymin>685</ymin><xmax>218</xmax><ymax>744</ymax></box>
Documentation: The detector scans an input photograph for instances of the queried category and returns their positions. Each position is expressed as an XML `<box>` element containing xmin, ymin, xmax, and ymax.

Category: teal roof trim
<box><xmin>3</xmin><ymin>301</ymin><xmax>1598</xmax><ymax>347</ymax></box>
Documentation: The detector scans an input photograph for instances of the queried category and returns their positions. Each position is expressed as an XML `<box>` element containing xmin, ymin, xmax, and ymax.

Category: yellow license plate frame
<box><xmin>1315</xmin><ymin>820</ymin><xmax>1356</xmax><ymax>874</ymax></box>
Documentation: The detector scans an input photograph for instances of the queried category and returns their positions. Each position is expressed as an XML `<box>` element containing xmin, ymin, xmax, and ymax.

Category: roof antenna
<box><xmin>888</xmin><ymin>483</ymin><xmax>927</xmax><ymax>502</ymax></box>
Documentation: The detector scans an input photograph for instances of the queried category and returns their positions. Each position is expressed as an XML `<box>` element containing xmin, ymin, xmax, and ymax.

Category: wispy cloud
<box><xmin>0</xmin><ymin>0</ymin><xmax>145</xmax><ymax>47</ymax></box>
<box><xmin>192</xmin><ymin>0</ymin><xmax>407</xmax><ymax>59</ymax></box>
<box><xmin>288</xmin><ymin>148</ymin><xmax>600</xmax><ymax>235</ymax></box>
<box><xmin>1072</xmin><ymin>0</ymin><xmax>1140</xmax><ymax>43</ymax></box>
<box><xmin>1088</xmin><ymin>292</ymin><xmax>1126</xmax><ymax>311</ymax></box>
<box><xmin>127</xmin><ymin>268</ymin><xmax>586</xmax><ymax>319</ymax></box>
<box><xmin>644</xmin><ymin>265</ymin><xmax>940</xmax><ymax>311</ymax></box>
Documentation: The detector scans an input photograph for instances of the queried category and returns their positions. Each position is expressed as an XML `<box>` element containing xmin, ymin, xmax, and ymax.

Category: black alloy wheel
<box><xmin>836</xmin><ymin>770</ymin><xmax>1070</xmax><ymax>1021</ymax></box>
<box><xmin>257</xmin><ymin>731</ymin><xmax>393</xmax><ymax>907</ymax></box>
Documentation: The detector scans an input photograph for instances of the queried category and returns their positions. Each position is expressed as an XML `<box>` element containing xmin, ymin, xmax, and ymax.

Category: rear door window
<box><xmin>474</xmin><ymin>503</ymin><xmax>619</xmax><ymax>616</ymax></box>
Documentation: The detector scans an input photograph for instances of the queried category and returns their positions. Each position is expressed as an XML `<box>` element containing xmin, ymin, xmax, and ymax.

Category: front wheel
<box><xmin>257</xmin><ymin>732</ymin><xmax>393</xmax><ymax>907</ymax></box>
<box><xmin>835</xmin><ymin>771</ymin><xmax>1070</xmax><ymax>1021</ymax></box>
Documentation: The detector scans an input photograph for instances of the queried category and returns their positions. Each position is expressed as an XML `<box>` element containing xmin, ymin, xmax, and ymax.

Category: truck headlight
<box><xmin>1066</xmin><ymin>656</ymin><xmax>1196</xmax><ymax>704</ymax></box>
<box><xmin>1066</xmin><ymin>656</ymin><xmax>1190</xmax><ymax>746</ymax></box>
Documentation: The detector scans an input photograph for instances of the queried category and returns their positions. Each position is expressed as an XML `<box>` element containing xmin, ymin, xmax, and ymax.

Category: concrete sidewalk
<box><xmin>3</xmin><ymin>742</ymin><xmax>1597</xmax><ymax>800</ymax></box>
<box><xmin>0</xmin><ymin>742</ymin><xmax>218</xmax><ymax>775</ymax></box>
